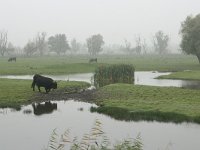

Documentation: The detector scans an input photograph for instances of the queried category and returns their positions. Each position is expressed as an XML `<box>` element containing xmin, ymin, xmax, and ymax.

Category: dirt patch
<box><xmin>30</xmin><ymin>87</ymin><xmax>97</xmax><ymax>103</ymax></box>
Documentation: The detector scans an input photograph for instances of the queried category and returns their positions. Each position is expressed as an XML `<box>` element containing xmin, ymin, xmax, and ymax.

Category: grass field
<box><xmin>92</xmin><ymin>83</ymin><xmax>200</xmax><ymax>123</ymax></box>
<box><xmin>0</xmin><ymin>54</ymin><xmax>200</xmax><ymax>75</ymax></box>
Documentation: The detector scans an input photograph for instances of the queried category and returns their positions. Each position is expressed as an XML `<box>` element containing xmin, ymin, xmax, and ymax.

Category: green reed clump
<box><xmin>94</xmin><ymin>64</ymin><xmax>135</xmax><ymax>87</ymax></box>
<box><xmin>43</xmin><ymin>119</ymin><xmax>142</xmax><ymax>150</ymax></box>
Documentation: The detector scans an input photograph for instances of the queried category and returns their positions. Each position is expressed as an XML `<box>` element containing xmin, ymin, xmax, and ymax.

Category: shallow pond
<box><xmin>1</xmin><ymin>71</ymin><xmax>200</xmax><ymax>89</ymax></box>
<box><xmin>135</xmin><ymin>71</ymin><xmax>200</xmax><ymax>89</ymax></box>
<box><xmin>1</xmin><ymin>100</ymin><xmax>200</xmax><ymax>150</ymax></box>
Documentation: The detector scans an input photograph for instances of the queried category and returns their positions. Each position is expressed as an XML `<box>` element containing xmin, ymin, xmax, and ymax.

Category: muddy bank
<box><xmin>30</xmin><ymin>87</ymin><xmax>97</xmax><ymax>103</ymax></box>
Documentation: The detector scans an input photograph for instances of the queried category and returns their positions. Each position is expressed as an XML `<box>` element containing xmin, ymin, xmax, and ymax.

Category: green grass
<box><xmin>92</xmin><ymin>83</ymin><xmax>200</xmax><ymax>123</ymax></box>
<box><xmin>158</xmin><ymin>70</ymin><xmax>200</xmax><ymax>80</ymax></box>
<box><xmin>0</xmin><ymin>56</ymin><xmax>98</xmax><ymax>75</ymax></box>
<box><xmin>0</xmin><ymin>78</ymin><xmax>90</xmax><ymax>109</ymax></box>
<box><xmin>0</xmin><ymin>79</ymin><xmax>33</xmax><ymax>109</ymax></box>
<box><xmin>0</xmin><ymin>54</ymin><xmax>200</xmax><ymax>75</ymax></box>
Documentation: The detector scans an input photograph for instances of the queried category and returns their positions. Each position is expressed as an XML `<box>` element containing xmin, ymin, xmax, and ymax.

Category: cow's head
<box><xmin>52</xmin><ymin>81</ymin><xmax>57</xmax><ymax>89</ymax></box>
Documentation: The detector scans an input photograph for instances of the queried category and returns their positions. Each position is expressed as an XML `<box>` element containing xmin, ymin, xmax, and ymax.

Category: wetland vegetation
<box><xmin>94</xmin><ymin>64</ymin><xmax>135</xmax><ymax>87</ymax></box>
<box><xmin>1</xmin><ymin>54</ymin><xmax>200</xmax><ymax>123</ymax></box>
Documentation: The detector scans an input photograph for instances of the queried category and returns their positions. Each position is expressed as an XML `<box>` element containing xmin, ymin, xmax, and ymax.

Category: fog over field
<box><xmin>0</xmin><ymin>0</ymin><xmax>199</xmax><ymax>52</ymax></box>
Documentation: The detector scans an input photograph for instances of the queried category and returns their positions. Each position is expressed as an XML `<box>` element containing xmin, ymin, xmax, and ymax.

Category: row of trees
<box><xmin>0</xmin><ymin>31</ymin><xmax>83</xmax><ymax>57</ymax></box>
<box><xmin>0</xmin><ymin>13</ymin><xmax>199</xmax><ymax>59</ymax></box>
<box><xmin>18</xmin><ymin>33</ymin><xmax>104</xmax><ymax>57</ymax></box>
<box><xmin>0</xmin><ymin>30</ymin><xmax>168</xmax><ymax>57</ymax></box>
<box><xmin>122</xmin><ymin>31</ymin><xmax>169</xmax><ymax>55</ymax></box>
<box><xmin>24</xmin><ymin>33</ymin><xmax>70</xmax><ymax>56</ymax></box>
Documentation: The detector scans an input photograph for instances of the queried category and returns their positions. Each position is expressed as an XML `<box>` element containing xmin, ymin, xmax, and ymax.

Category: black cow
<box><xmin>31</xmin><ymin>74</ymin><xmax>57</xmax><ymax>93</ymax></box>
<box><xmin>8</xmin><ymin>57</ymin><xmax>16</xmax><ymax>62</ymax></box>
<box><xmin>89</xmin><ymin>58</ymin><xmax>97</xmax><ymax>63</ymax></box>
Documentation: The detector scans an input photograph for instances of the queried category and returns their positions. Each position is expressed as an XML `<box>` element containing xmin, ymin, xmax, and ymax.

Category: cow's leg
<box><xmin>38</xmin><ymin>86</ymin><xmax>41</xmax><ymax>92</ymax></box>
<box><xmin>31</xmin><ymin>81</ymin><xmax>35</xmax><ymax>91</ymax></box>
<box><xmin>45</xmin><ymin>88</ymin><xmax>49</xmax><ymax>93</ymax></box>
<box><xmin>46</xmin><ymin>88</ymin><xmax>51</xmax><ymax>93</ymax></box>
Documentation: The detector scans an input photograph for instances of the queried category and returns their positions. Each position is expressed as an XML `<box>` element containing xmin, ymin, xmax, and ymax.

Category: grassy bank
<box><xmin>158</xmin><ymin>70</ymin><xmax>200</xmax><ymax>80</ymax></box>
<box><xmin>92</xmin><ymin>83</ymin><xmax>200</xmax><ymax>123</ymax></box>
<box><xmin>0</xmin><ymin>54</ymin><xmax>200</xmax><ymax>75</ymax></box>
<box><xmin>0</xmin><ymin>78</ymin><xmax>90</xmax><ymax>109</ymax></box>
<box><xmin>0</xmin><ymin>79</ymin><xmax>33</xmax><ymax>109</ymax></box>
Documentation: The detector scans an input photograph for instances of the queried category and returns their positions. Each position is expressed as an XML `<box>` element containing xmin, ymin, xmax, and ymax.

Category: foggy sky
<box><xmin>0</xmin><ymin>0</ymin><xmax>199</xmax><ymax>49</ymax></box>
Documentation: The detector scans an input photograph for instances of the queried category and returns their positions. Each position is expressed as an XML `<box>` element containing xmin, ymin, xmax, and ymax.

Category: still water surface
<box><xmin>1</xmin><ymin>72</ymin><xmax>200</xmax><ymax>150</ymax></box>
<box><xmin>1</xmin><ymin>100</ymin><xmax>200</xmax><ymax>150</ymax></box>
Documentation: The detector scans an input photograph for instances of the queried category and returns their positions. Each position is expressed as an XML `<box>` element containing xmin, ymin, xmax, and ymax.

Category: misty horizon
<box><xmin>0</xmin><ymin>0</ymin><xmax>199</xmax><ymax>52</ymax></box>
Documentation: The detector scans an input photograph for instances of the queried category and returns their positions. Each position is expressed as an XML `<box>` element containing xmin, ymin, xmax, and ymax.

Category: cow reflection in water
<box><xmin>32</xmin><ymin>101</ymin><xmax>57</xmax><ymax>115</ymax></box>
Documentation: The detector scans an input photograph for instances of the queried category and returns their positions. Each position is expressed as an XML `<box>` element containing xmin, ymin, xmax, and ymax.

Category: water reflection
<box><xmin>32</xmin><ymin>101</ymin><xmax>57</xmax><ymax>115</ymax></box>
<box><xmin>0</xmin><ymin>100</ymin><xmax>200</xmax><ymax>150</ymax></box>
<box><xmin>181</xmin><ymin>80</ymin><xmax>200</xmax><ymax>89</ymax></box>
<box><xmin>23</xmin><ymin>109</ymin><xmax>32</xmax><ymax>114</ymax></box>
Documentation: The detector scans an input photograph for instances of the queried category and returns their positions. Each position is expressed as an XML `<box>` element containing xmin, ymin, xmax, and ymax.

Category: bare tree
<box><xmin>142</xmin><ymin>39</ymin><xmax>148</xmax><ymax>54</ymax></box>
<box><xmin>123</xmin><ymin>39</ymin><xmax>133</xmax><ymax>54</ymax></box>
<box><xmin>70</xmin><ymin>38</ymin><xmax>81</xmax><ymax>55</ymax></box>
<box><xmin>24</xmin><ymin>40</ymin><xmax>37</xmax><ymax>56</ymax></box>
<box><xmin>135</xmin><ymin>36</ymin><xmax>142</xmax><ymax>54</ymax></box>
<box><xmin>86</xmin><ymin>34</ymin><xmax>104</xmax><ymax>56</ymax></box>
<box><xmin>36</xmin><ymin>32</ymin><xmax>47</xmax><ymax>56</ymax></box>
<box><xmin>7</xmin><ymin>42</ymin><xmax>15</xmax><ymax>56</ymax></box>
<box><xmin>153</xmin><ymin>30</ymin><xmax>169</xmax><ymax>54</ymax></box>
<box><xmin>0</xmin><ymin>30</ymin><xmax>8</xmax><ymax>56</ymax></box>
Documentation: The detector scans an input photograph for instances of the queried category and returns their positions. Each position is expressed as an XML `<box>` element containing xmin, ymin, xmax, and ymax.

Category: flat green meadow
<box><xmin>0</xmin><ymin>54</ymin><xmax>200</xmax><ymax>75</ymax></box>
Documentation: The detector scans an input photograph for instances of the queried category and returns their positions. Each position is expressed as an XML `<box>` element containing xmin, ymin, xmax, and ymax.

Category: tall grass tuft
<box><xmin>43</xmin><ymin>119</ymin><xmax>142</xmax><ymax>150</ymax></box>
<box><xmin>94</xmin><ymin>64</ymin><xmax>135</xmax><ymax>87</ymax></box>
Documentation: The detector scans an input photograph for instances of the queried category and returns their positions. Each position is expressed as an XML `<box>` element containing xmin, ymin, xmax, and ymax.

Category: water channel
<box><xmin>1</xmin><ymin>71</ymin><xmax>200</xmax><ymax>89</ymax></box>
<box><xmin>0</xmin><ymin>72</ymin><xmax>200</xmax><ymax>150</ymax></box>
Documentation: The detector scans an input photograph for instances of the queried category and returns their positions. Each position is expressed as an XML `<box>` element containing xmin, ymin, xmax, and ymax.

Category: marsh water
<box><xmin>1</xmin><ymin>100</ymin><xmax>200</xmax><ymax>150</ymax></box>
<box><xmin>1</xmin><ymin>71</ymin><xmax>200</xmax><ymax>89</ymax></box>
<box><xmin>1</xmin><ymin>72</ymin><xmax>200</xmax><ymax>150</ymax></box>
